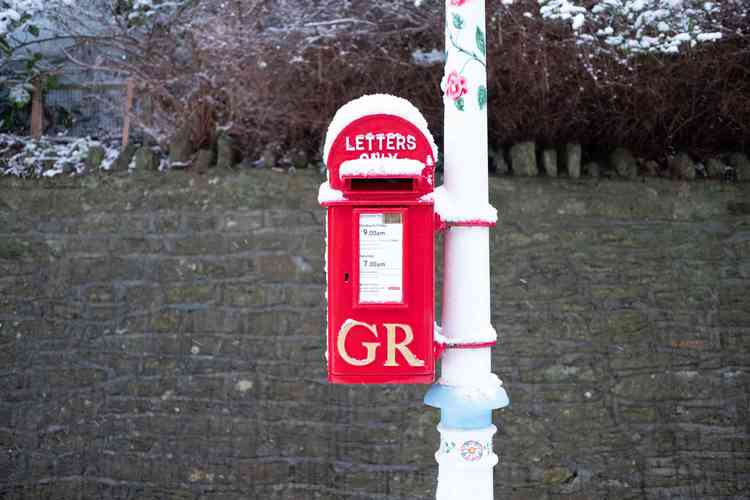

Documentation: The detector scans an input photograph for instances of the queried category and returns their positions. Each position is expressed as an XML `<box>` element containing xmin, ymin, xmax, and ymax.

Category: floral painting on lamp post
<box><xmin>442</xmin><ymin>0</ymin><xmax>487</xmax><ymax>112</ymax></box>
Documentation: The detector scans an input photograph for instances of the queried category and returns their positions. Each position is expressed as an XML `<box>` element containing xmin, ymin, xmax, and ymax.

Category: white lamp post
<box><xmin>425</xmin><ymin>0</ymin><xmax>509</xmax><ymax>498</ymax></box>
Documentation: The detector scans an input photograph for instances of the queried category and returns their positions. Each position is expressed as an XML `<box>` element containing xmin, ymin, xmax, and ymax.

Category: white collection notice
<box><xmin>359</xmin><ymin>212</ymin><xmax>404</xmax><ymax>303</ymax></box>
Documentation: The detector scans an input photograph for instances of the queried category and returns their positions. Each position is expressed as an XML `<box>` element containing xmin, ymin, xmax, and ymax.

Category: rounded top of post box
<box><xmin>323</xmin><ymin>94</ymin><xmax>438</xmax><ymax>192</ymax></box>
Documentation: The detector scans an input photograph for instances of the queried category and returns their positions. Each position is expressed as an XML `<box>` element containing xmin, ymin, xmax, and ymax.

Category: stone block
<box><xmin>108</xmin><ymin>235</ymin><xmax>163</xmax><ymax>254</ymax></box>
<box><xmin>253</xmin><ymin>254</ymin><xmax>301</xmax><ymax>282</ymax></box>
<box><xmin>134</xmin><ymin>146</ymin><xmax>160</xmax><ymax>170</ymax></box>
<box><xmin>612</xmin><ymin>372</ymin><xmax>713</xmax><ymax>401</ymax></box>
<box><xmin>164</xmin><ymin>284</ymin><xmax>215</xmax><ymax>304</ymax></box>
<box><xmin>169</xmin><ymin>127</ymin><xmax>193</xmax><ymax>167</ymax></box>
<box><xmin>149</xmin><ymin>308</ymin><xmax>188</xmax><ymax>332</ymax></box>
<box><xmin>610</xmin><ymin>147</ymin><xmax>638</xmax><ymax>179</ymax></box>
<box><xmin>113</xmin><ymin>144</ymin><xmax>138</xmax><ymax>171</ymax></box>
<box><xmin>222</xmin><ymin>283</ymin><xmax>283</xmax><ymax>307</ymax></box>
<box><xmin>0</xmin><ymin>238</ymin><xmax>30</xmax><ymax>259</ymax></box>
<box><xmin>216</xmin><ymin>133</ymin><xmax>237</xmax><ymax>169</ymax></box>
<box><xmin>669</xmin><ymin>152</ymin><xmax>696</xmax><ymax>180</ymax></box>
<box><xmin>168</xmin><ymin>235</ymin><xmax>226</xmax><ymax>255</ymax></box>
<box><xmin>229</xmin><ymin>228</ymin><xmax>311</xmax><ymax>253</ymax></box>
<box><xmin>584</xmin><ymin>161</ymin><xmax>600</xmax><ymax>178</ymax></box>
<box><xmin>542</xmin><ymin>148</ymin><xmax>558</xmax><ymax>177</ymax></box>
<box><xmin>706</xmin><ymin>157</ymin><xmax>727</xmax><ymax>178</ymax></box>
<box><xmin>284</xmin><ymin>285</ymin><xmax>322</xmax><ymax>308</ymax></box>
<box><xmin>86</xmin><ymin>145</ymin><xmax>106</xmax><ymax>169</ymax></box>
<box><xmin>265</xmin><ymin>209</ymin><xmax>317</xmax><ymax>227</ymax></box>
<box><xmin>218</xmin><ymin>210</ymin><xmax>265</xmax><ymax>231</ymax></box>
<box><xmin>544</xmin><ymin>466</ymin><xmax>574</xmax><ymax>485</ymax></box>
<box><xmin>181</xmin><ymin>213</ymin><xmax>217</xmax><ymax>232</ymax></box>
<box><xmin>643</xmin><ymin>159</ymin><xmax>660</xmax><ymax>176</ymax></box>
<box><xmin>728</xmin><ymin>152</ymin><xmax>750</xmax><ymax>181</ymax></box>
<box><xmin>290</xmin><ymin>149</ymin><xmax>309</xmax><ymax>169</ymax></box>
<box><xmin>565</xmin><ymin>143</ymin><xmax>582</xmax><ymax>178</ymax></box>
<box><xmin>259</xmin><ymin>143</ymin><xmax>279</xmax><ymax>169</ymax></box>
<box><xmin>489</xmin><ymin>148</ymin><xmax>509</xmax><ymax>174</ymax></box>
<box><xmin>621</xmin><ymin>405</ymin><xmax>660</xmax><ymax>423</ymax></box>
<box><xmin>510</xmin><ymin>141</ymin><xmax>538</xmax><ymax>176</ymax></box>
<box><xmin>194</xmin><ymin>148</ymin><xmax>215</xmax><ymax>171</ymax></box>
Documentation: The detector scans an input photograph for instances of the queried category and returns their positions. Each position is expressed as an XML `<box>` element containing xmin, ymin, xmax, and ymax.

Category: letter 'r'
<box><xmin>384</xmin><ymin>323</ymin><xmax>425</xmax><ymax>367</ymax></box>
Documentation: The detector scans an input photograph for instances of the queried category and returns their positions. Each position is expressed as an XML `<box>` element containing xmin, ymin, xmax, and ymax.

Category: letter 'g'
<box><xmin>337</xmin><ymin>320</ymin><xmax>379</xmax><ymax>366</ymax></box>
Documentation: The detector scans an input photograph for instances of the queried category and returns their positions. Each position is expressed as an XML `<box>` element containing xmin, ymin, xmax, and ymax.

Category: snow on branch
<box><xmin>497</xmin><ymin>0</ymin><xmax>746</xmax><ymax>57</ymax></box>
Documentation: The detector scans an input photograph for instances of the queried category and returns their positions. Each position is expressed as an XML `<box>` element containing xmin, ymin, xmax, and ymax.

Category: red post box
<box><xmin>319</xmin><ymin>94</ymin><xmax>438</xmax><ymax>384</ymax></box>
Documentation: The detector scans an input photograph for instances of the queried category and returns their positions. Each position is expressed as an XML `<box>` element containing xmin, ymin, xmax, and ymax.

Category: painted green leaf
<box><xmin>0</xmin><ymin>38</ymin><xmax>12</xmax><ymax>56</ymax></box>
<box><xmin>452</xmin><ymin>13</ymin><xmax>465</xmax><ymax>30</ymax></box>
<box><xmin>478</xmin><ymin>85</ymin><xmax>487</xmax><ymax>110</ymax></box>
<box><xmin>476</xmin><ymin>27</ymin><xmax>486</xmax><ymax>56</ymax></box>
<box><xmin>26</xmin><ymin>24</ymin><xmax>40</xmax><ymax>37</ymax></box>
<box><xmin>454</xmin><ymin>97</ymin><xmax>465</xmax><ymax>112</ymax></box>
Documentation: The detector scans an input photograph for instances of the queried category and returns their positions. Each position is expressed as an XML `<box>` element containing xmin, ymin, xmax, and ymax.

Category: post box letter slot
<box><xmin>349</xmin><ymin>178</ymin><xmax>414</xmax><ymax>192</ymax></box>
<box><xmin>359</xmin><ymin>212</ymin><xmax>404</xmax><ymax>304</ymax></box>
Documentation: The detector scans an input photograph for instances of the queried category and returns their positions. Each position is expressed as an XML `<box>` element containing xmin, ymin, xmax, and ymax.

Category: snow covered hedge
<box><xmin>0</xmin><ymin>0</ymin><xmax>187</xmax><ymax>124</ymax></box>
<box><xmin>1</xmin><ymin>1</ymin><xmax>75</xmax><ymax>110</ymax></box>
<box><xmin>2</xmin><ymin>0</ymin><xmax>748</xmax><ymax>160</ymax></box>
<box><xmin>507</xmin><ymin>0</ymin><xmax>739</xmax><ymax>56</ymax></box>
<box><xmin>114</xmin><ymin>0</ymin><xmax>747</xmax><ymax>156</ymax></box>
<box><xmin>0</xmin><ymin>1</ymin><xmax>72</xmax><ymax>38</ymax></box>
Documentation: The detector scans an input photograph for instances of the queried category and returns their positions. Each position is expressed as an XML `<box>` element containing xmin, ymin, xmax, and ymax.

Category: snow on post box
<box><xmin>318</xmin><ymin>94</ymin><xmax>438</xmax><ymax>384</ymax></box>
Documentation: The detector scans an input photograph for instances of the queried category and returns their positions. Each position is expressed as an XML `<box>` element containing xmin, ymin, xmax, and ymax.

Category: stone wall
<box><xmin>1</xmin><ymin>169</ymin><xmax>748</xmax><ymax>499</ymax></box>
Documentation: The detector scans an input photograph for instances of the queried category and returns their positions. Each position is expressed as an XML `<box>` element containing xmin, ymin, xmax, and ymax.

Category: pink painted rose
<box><xmin>444</xmin><ymin>70</ymin><xmax>468</xmax><ymax>101</ymax></box>
<box><xmin>450</xmin><ymin>0</ymin><xmax>468</xmax><ymax>6</ymax></box>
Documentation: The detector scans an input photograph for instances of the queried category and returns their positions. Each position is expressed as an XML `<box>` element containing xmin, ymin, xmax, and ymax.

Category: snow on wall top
<box><xmin>323</xmin><ymin>94</ymin><xmax>438</xmax><ymax>167</ymax></box>
<box><xmin>318</xmin><ymin>181</ymin><xmax>346</xmax><ymax>204</ymax></box>
<box><xmin>339</xmin><ymin>158</ymin><xmax>425</xmax><ymax>180</ymax></box>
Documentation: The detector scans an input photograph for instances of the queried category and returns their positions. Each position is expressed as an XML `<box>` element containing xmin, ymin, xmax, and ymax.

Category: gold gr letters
<box><xmin>337</xmin><ymin>320</ymin><xmax>424</xmax><ymax>368</ymax></box>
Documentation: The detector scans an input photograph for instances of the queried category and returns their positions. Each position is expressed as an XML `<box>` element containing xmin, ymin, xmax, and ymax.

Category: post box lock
<box><xmin>318</xmin><ymin>94</ymin><xmax>438</xmax><ymax>384</ymax></box>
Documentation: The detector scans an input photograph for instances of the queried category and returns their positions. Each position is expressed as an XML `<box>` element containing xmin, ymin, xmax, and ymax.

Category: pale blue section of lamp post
<box><xmin>425</xmin><ymin>384</ymin><xmax>509</xmax><ymax>429</ymax></box>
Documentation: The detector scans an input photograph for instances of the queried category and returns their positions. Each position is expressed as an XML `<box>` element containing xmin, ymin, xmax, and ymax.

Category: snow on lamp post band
<box><xmin>428</xmin><ymin>186</ymin><xmax>498</xmax><ymax>227</ymax></box>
